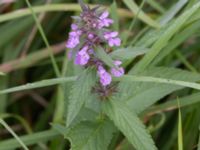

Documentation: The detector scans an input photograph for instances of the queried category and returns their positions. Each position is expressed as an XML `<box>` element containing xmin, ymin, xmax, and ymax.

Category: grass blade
<box><xmin>0</xmin><ymin>119</ymin><xmax>29</xmax><ymax>150</ymax></box>
<box><xmin>116</xmin><ymin>75</ymin><xmax>200</xmax><ymax>91</ymax></box>
<box><xmin>160</xmin><ymin>0</ymin><xmax>188</xmax><ymax>25</ymax></box>
<box><xmin>24</xmin><ymin>0</ymin><xmax>60</xmax><ymax>77</ymax></box>
<box><xmin>0</xmin><ymin>77</ymin><xmax>76</xmax><ymax>95</ymax></box>
<box><xmin>0</xmin><ymin>129</ymin><xmax>59</xmax><ymax>150</ymax></box>
<box><xmin>123</xmin><ymin>0</ymin><xmax>160</xmax><ymax>28</ymax></box>
<box><xmin>0</xmin><ymin>4</ymin><xmax>133</xmax><ymax>23</ymax></box>
<box><xmin>133</xmin><ymin>2</ymin><xmax>200</xmax><ymax>73</ymax></box>
<box><xmin>177</xmin><ymin>99</ymin><xmax>183</xmax><ymax>150</ymax></box>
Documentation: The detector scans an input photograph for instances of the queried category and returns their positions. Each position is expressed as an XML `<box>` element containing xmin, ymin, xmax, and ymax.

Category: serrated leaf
<box><xmin>103</xmin><ymin>99</ymin><xmax>157</xmax><ymax>150</ymax></box>
<box><xmin>110</xmin><ymin>47</ymin><xmax>149</xmax><ymax>60</ymax></box>
<box><xmin>67</xmin><ymin>121</ymin><xmax>116</xmax><ymax>150</ymax></box>
<box><xmin>118</xmin><ymin>67</ymin><xmax>200</xmax><ymax>113</ymax></box>
<box><xmin>51</xmin><ymin>123</ymin><xmax>68</xmax><ymax>138</ymax></box>
<box><xmin>96</xmin><ymin>47</ymin><xmax>116</xmax><ymax>69</ymax></box>
<box><xmin>66</xmin><ymin>68</ymin><xmax>96</xmax><ymax>127</ymax></box>
<box><xmin>123</xmin><ymin>0</ymin><xmax>160</xmax><ymax>28</ymax></box>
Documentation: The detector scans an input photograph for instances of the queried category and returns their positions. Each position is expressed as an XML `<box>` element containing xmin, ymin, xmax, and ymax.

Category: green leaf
<box><xmin>146</xmin><ymin>92</ymin><xmax>200</xmax><ymax>114</ymax></box>
<box><xmin>133</xmin><ymin>2</ymin><xmax>200</xmax><ymax>73</ymax></box>
<box><xmin>123</xmin><ymin>0</ymin><xmax>160</xmax><ymax>28</ymax></box>
<box><xmin>160</xmin><ymin>0</ymin><xmax>188</xmax><ymax>25</ymax></box>
<box><xmin>96</xmin><ymin>47</ymin><xmax>116</xmax><ymax>69</ymax></box>
<box><xmin>66</xmin><ymin>121</ymin><xmax>116</xmax><ymax>150</ymax></box>
<box><xmin>146</xmin><ymin>0</ymin><xmax>166</xmax><ymax>14</ymax></box>
<box><xmin>66</xmin><ymin>68</ymin><xmax>96</xmax><ymax>127</ymax></box>
<box><xmin>110</xmin><ymin>47</ymin><xmax>149</xmax><ymax>60</ymax></box>
<box><xmin>152</xmin><ymin>20</ymin><xmax>200</xmax><ymax>65</ymax></box>
<box><xmin>102</xmin><ymin>99</ymin><xmax>157</xmax><ymax>150</ymax></box>
<box><xmin>118</xmin><ymin>67</ymin><xmax>200</xmax><ymax>113</ymax></box>
<box><xmin>110</xmin><ymin>1</ymin><xmax>119</xmax><ymax>30</ymax></box>
<box><xmin>116</xmin><ymin>74</ymin><xmax>200</xmax><ymax>90</ymax></box>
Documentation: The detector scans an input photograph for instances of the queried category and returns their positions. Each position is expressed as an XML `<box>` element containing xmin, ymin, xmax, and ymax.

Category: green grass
<box><xmin>0</xmin><ymin>0</ymin><xmax>200</xmax><ymax>149</ymax></box>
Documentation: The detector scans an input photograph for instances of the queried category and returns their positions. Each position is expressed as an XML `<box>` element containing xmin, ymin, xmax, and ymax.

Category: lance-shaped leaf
<box><xmin>66</xmin><ymin>68</ymin><xmax>96</xmax><ymax>127</ymax></box>
<box><xmin>102</xmin><ymin>99</ymin><xmax>157</xmax><ymax>150</ymax></box>
<box><xmin>96</xmin><ymin>46</ymin><xmax>118</xmax><ymax>69</ymax></box>
<box><xmin>66</xmin><ymin>121</ymin><xmax>116</xmax><ymax>150</ymax></box>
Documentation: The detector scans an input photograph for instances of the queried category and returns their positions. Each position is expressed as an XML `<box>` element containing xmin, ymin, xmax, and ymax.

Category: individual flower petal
<box><xmin>100</xmin><ymin>11</ymin><xmax>109</xmax><ymax>19</ymax></box>
<box><xmin>104</xmin><ymin>31</ymin><xmax>118</xmax><ymax>39</ymax></box>
<box><xmin>98</xmin><ymin>66</ymin><xmax>112</xmax><ymax>86</ymax></box>
<box><xmin>111</xmin><ymin>60</ymin><xmax>124</xmax><ymax>77</ymax></box>
<box><xmin>88</xmin><ymin>33</ymin><xmax>95</xmax><ymax>39</ymax></box>
<box><xmin>108</xmin><ymin>38</ymin><xmax>121</xmax><ymax>47</ymax></box>
<box><xmin>75</xmin><ymin>46</ymin><xmax>90</xmax><ymax>65</ymax></box>
<box><xmin>114</xmin><ymin>60</ymin><xmax>122</xmax><ymax>66</ymax></box>
<box><xmin>71</xmin><ymin>24</ymin><xmax>78</xmax><ymax>30</ymax></box>
<box><xmin>66</xmin><ymin>36</ymin><xmax>80</xmax><ymax>49</ymax></box>
<box><xmin>111</xmin><ymin>67</ymin><xmax>124</xmax><ymax>77</ymax></box>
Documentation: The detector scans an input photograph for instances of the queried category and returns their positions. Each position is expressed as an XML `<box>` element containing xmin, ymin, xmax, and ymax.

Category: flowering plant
<box><xmin>66</xmin><ymin>1</ymin><xmax>124</xmax><ymax>87</ymax></box>
<box><xmin>1</xmin><ymin>0</ymin><xmax>200</xmax><ymax>150</ymax></box>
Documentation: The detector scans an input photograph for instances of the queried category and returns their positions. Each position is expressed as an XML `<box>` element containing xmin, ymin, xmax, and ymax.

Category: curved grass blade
<box><xmin>0</xmin><ymin>4</ymin><xmax>133</xmax><ymax>23</ymax></box>
<box><xmin>160</xmin><ymin>0</ymin><xmax>188</xmax><ymax>25</ymax></box>
<box><xmin>0</xmin><ymin>76</ymin><xmax>76</xmax><ymax>95</ymax></box>
<box><xmin>133</xmin><ymin>2</ymin><xmax>200</xmax><ymax>73</ymax></box>
<box><xmin>0</xmin><ymin>129</ymin><xmax>59</xmax><ymax>150</ymax></box>
<box><xmin>0</xmin><ymin>119</ymin><xmax>29</xmax><ymax>150</ymax></box>
<box><xmin>177</xmin><ymin>99</ymin><xmax>183</xmax><ymax>150</ymax></box>
<box><xmin>123</xmin><ymin>0</ymin><xmax>160</xmax><ymax>28</ymax></box>
<box><xmin>24</xmin><ymin>0</ymin><xmax>60</xmax><ymax>77</ymax></box>
<box><xmin>116</xmin><ymin>75</ymin><xmax>200</xmax><ymax>91</ymax></box>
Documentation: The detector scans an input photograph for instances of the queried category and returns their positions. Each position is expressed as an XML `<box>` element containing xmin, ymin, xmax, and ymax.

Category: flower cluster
<box><xmin>66</xmin><ymin>3</ymin><xmax>124</xmax><ymax>86</ymax></box>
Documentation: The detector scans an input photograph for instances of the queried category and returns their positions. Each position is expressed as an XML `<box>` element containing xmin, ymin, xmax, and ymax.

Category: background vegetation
<box><xmin>0</xmin><ymin>0</ymin><xmax>200</xmax><ymax>150</ymax></box>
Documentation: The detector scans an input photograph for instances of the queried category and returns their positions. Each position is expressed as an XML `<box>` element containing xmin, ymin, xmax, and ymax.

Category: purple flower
<box><xmin>104</xmin><ymin>32</ymin><xmax>121</xmax><ymax>47</ymax></box>
<box><xmin>75</xmin><ymin>46</ymin><xmax>90</xmax><ymax>65</ymax></box>
<box><xmin>98</xmin><ymin>11</ymin><xmax>114</xmax><ymax>28</ymax></box>
<box><xmin>88</xmin><ymin>33</ymin><xmax>95</xmax><ymax>40</ymax></box>
<box><xmin>98</xmin><ymin>66</ymin><xmax>112</xmax><ymax>86</ymax></box>
<box><xmin>71</xmin><ymin>24</ymin><xmax>78</xmax><ymax>30</ymax></box>
<box><xmin>111</xmin><ymin>60</ymin><xmax>124</xmax><ymax>77</ymax></box>
<box><xmin>66</xmin><ymin>24</ymin><xmax>82</xmax><ymax>49</ymax></box>
<box><xmin>66</xmin><ymin>36</ymin><xmax>80</xmax><ymax>49</ymax></box>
